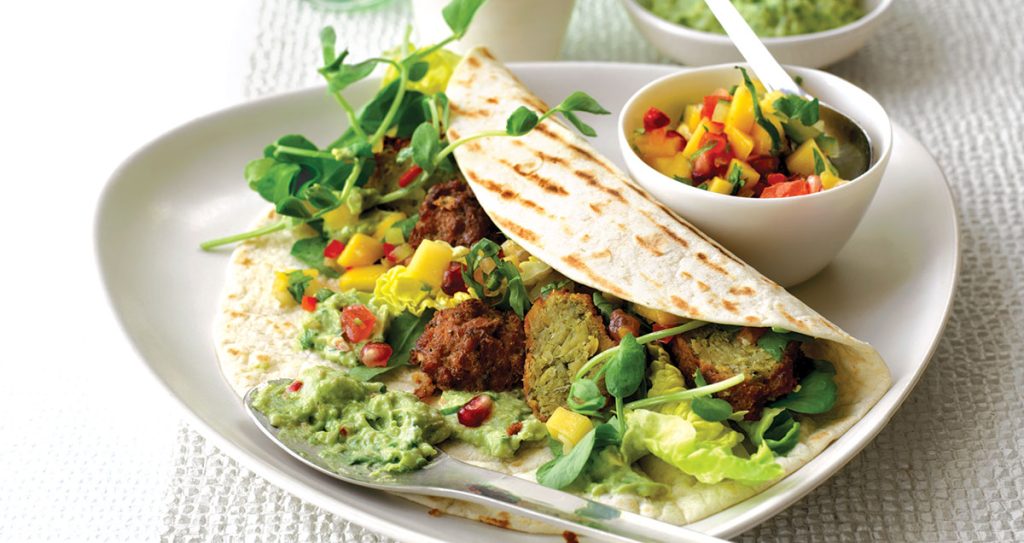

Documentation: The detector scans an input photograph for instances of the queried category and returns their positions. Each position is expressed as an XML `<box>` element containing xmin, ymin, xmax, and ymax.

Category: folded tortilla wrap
<box><xmin>213</xmin><ymin>47</ymin><xmax>891</xmax><ymax>533</ymax></box>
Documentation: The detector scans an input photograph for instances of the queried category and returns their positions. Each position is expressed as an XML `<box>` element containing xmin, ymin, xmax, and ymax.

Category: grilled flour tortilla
<box><xmin>215</xmin><ymin>47</ymin><xmax>891</xmax><ymax>533</ymax></box>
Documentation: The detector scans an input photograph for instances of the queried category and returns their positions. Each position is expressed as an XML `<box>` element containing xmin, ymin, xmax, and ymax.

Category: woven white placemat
<box><xmin>162</xmin><ymin>0</ymin><xmax>1024</xmax><ymax>540</ymax></box>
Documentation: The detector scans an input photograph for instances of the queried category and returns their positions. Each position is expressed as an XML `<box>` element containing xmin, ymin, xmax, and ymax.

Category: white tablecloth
<box><xmin>4</xmin><ymin>0</ymin><xmax>1022</xmax><ymax>541</ymax></box>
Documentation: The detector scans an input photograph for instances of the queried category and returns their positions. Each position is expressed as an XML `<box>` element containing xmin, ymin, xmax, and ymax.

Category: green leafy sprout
<box><xmin>200</xmin><ymin>0</ymin><xmax>608</xmax><ymax>250</ymax></box>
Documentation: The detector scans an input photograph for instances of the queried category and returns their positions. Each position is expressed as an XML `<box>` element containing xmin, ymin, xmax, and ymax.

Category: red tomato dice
<box><xmin>761</xmin><ymin>180</ymin><xmax>811</xmax><ymax>198</ymax></box>
<box><xmin>642</xmin><ymin>107</ymin><xmax>671</xmax><ymax>132</ymax></box>
<box><xmin>341</xmin><ymin>304</ymin><xmax>377</xmax><ymax>343</ymax></box>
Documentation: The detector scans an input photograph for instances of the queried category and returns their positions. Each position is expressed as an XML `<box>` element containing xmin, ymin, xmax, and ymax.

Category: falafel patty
<box><xmin>411</xmin><ymin>299</ymin><xmax>525</xmax><ymax>393</ymax></box>
<box><xmin>408</xmin><ymin>179</ymin><xmax>504</xmax><ymax>248</ymax></box>
<box><xmin>669</xmin><ymin>326</ymin><xmax>804</xmax><ymax>420</ymax></box>
<box><xmin>523</xmin><ymin>291</ymin><xmax>616</xmax><ymax>421</ymax></box>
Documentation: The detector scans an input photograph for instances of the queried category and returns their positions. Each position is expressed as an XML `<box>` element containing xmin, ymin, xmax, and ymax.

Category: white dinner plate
<box><xmin>95</xmin><ymin>63</ymin><xmax>959</xmax><ymax>540</ymax></box>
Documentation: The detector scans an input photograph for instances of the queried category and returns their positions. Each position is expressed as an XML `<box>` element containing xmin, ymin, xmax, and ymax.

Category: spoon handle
<box><xmin>703</xmin><ymin>0</ymin><xmax>802</xmax><ymax>95</ymax></box>
<box><xmin>418</xmin><ymin>458</ymin><xmax>727</xmax><ymax>543</ymax></box>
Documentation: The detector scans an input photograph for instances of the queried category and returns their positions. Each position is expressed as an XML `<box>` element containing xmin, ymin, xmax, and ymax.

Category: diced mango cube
<box><xmin>683</xmin><ymin>104</ymin><xmax>702</xmax><ymax>134</ymax></box>
<box><xmin>406</xmin><ymin>239</ymin><xmax>453</xmax><ymax>289</ymax></box>
<box><xmin>651</xmin><ymin>153</ymin><xmax>693</xmax><ymax>181</ymax></box>
<box><xmin>725</xmin><ymin>84</ymin><xmax>755</xmax><ymax>133</ymax></box>
<box><xmin>631</xmin><ymin>304</ymin><xmax>686</xmax><ymax>326</ymax></box>
<box><xmin>682</xmin><ymin>119</ymin><xmax>711</xmax><ymax>158</ymax></box>
<box><xmin>546</xmin><ymin>407</ymin><xmax>593</xmax><ymax>451</ymax></box>
<box><xmin>711</xmin><ymin>100</ymin><xmax>731</xmax><ymax>123</ymax></box>
<box><xmin>337</xmin><ymin>233</ymin><xmax>384</xmax><ymax>268</ymax></box>
<box><xmin>725</xmin><ymin>125</ymin><xmax>755</xmax><ymax>160</ymax></box>
<box><xmin>373</xmin><ymin>211</ymin><xmax>407</xmax><ymax>240</ymax></box>
<box><xmin>339</xmin><ymin>265</ymin><xmax>386</xmax><ymax>292</ymax></box>
<box><xmin>786</xmin><ymin>139</ymin><xmax>835</xmax><ymax>177</ymax></box>
<box><xmin>384</xmin><ymin>226</ymin><xmax>406</xmax><ymax>245</ymax></box>
<box><xmin>820</xmin><ymin>170</ymin><xmax>844</xmax><ymax>189</ymax></box>
<box><xmin>708</xmin><ymin>176</ymin><xmax>735</xmax><ymax>195</ymax></box>
<box><xmin>322</xmin><ymin>204</ymin><xmax>358</xmax><ymax>232</ymax></box>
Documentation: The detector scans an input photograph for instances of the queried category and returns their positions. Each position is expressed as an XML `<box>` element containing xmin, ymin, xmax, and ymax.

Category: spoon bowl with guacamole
<box><xmin>620</xmin><ymin>0</ymin><xmax>894</xmax><ymax>68</ymax></box>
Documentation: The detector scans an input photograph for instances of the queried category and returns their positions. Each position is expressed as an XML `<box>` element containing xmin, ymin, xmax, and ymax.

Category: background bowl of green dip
<box><xmin>620</xmin><ymin>0</ymin><xmax>893</xmax><ymax>68</ymax></box>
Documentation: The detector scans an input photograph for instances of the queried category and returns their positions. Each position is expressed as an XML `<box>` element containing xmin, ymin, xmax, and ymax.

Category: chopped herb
<box><xmin>812</xmin><ymin>148</ymin><xmax>827</xmax><ymax>176</ymax></box>
<box><xmin>285</xmin><ymin>270</ymin><xmax>313</xmax><ymax>304</ymax></box>
<box><xmin>726</xmin><ymin>163</ymin><xmax>744</xmax><ymax>194</ymax></box>
<box><xmin>540</xmin><ymin>279</ymin><xmax>572</xmax><ymax>298</ymax></box>
<box><xmin>463</xmin><ymin>239</ymin><xmax>531</xmax><ymax>317</ymax></box>
<box><xmin>756</xmin><ymin>330</ymin><xmax>812</xmax><ymax>361</ymax></box>
<box><xmin>688</xmin><ymin>141</ymin><xmax>718</xmax><ymax>163</ymax></box>
<box><xmin>739</xmin><ymin>67</ymin><xmax>781</xmax><ymax>155</ymax></box>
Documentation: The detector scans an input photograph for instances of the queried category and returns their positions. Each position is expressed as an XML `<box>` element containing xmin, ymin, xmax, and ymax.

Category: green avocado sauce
<box><xmin>298</xmin><ymin>291</ymin><xmax>389</xmax><ymax>366</ymax></box>
<box><xmin>439</xmin><ymin>391</ymin><xmax>547</xmax><ymax>459</ymax></box>
<box><xmin>640</xmin><ymin>0</ymin><xmax>863</xmax><ymax>37</ymax></box>
<box><xmin>252</xmin><ymin>366</ymin><xmax>450</xmax><ymax>475</ymax></box>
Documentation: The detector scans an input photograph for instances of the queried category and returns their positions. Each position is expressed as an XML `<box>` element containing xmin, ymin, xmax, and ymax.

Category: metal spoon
<box><xmin>703</xmin><ymin>0</ymin><xmax>872</xmax><ymax>179</ymax></box>
<box><xmin>245</xmin><ymin>380</ymin><xmax>727</xmax><ymax>543</ymax></box>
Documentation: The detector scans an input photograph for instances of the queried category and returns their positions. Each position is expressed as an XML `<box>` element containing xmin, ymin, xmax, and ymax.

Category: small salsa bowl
<box><xmin>618</xmin><ymin>64</ymin><xmax>892</xmax><ymax>287</ymax></box>
<box><xmin>619</xmin><ymin>0</ymin><xmax>894</xmax><ymax>68</ymax></box>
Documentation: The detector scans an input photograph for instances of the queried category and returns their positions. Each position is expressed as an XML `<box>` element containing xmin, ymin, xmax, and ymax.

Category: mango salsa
<box><xmin>630</xmin><ymin>67</ymin><xmax>849</xmax><ymax>199</ymax></box>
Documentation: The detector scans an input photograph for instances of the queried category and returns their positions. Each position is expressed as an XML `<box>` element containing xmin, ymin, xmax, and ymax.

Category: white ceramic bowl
<box><xmin>618</xmin><ymin>64</ymin><xmax>892</xmax><ymax>287</ymax></box>
<box><xmin>619</xmin><ymin>0</ymin><xmax>893</xmax><ymax>68</ymax></box>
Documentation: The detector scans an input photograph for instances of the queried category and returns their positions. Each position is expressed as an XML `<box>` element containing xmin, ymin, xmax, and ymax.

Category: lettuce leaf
<box><xmin>622</xmin><ymin>409</ymin><xmax>783</xmax><ymax>485</ymax></box>
<box><xmin>736</xmin><ymin>407</ymin><xmax>802</xmax><ymax>455</ymax></box>
<box><xmin>625</xmin><ymin>349</ymin><xmax>783</xmax><ymax>485</ymax></box>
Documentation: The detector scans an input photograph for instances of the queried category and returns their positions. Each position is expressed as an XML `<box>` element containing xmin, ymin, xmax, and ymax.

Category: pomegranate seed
<box><xmin>382</xmin><ymin>243</ymin><xmax>396</xmax><ymax>258</ymax></box>
<box><xmin>360</xmin><ymin>342</ymin><xmax>393</xmax><ymax>368</ymax></box>
<box><xmin>441</xmin><ymin>262</ymin><xmax>467</xmax><ymax>296</ymax></box>
<box><xmin>301</xmin><ymin>295</ymin><xmax>318</xmax><ymax>312</ymax></box>
<box><xmin>339</xmin><ymin>426</ymin><xmax>348</xmax><ymax>437</ymax></box>
<box><xmin>287</xmin><ymin>380</ymin><xmax>303</xmax><ymax>392</ymax></box>
<box><xmin>642</xmin><ymin>107</ymin><xmax>670</xmax><ymax>132</ymax></box>
<box><xmin>398</xmin><ymin>165</ymin><xmax>423</xmax><ymax>188</ymax></box>
<box><xmin>457</xmin><ymin>395</ymin><xmax>493</xmax><ymax>427</ymax></box>
<box><xmin>506</xmin><ymin>421</ymin><xmax>523</xmax><ymax>436</ymax></box>
<box><xmin>323</xmin><ymin>239</ymin><xmax>345</xmax><ymax>259</ymax></box>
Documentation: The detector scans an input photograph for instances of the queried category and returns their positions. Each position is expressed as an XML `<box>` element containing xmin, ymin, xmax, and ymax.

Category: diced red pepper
<box><xmin>651</xmin><ymin>323</ymin><xmax>680</xmax><ymax>344</ymax></box>
<box><xmin>748</xmin><ymin>155</ymin><xmax>780</xmax><ymax>176</ymax></box>
<box><xmin>398</xmin><ymin>165</ymin><xmax>423</xmax><ymax>188</ymax></box>
<box><xmin>382</xmin><ymin>243</ymin><xmax>396</xmax><ymax>258</ymax></box>
<box><xmin>701</xmin><ymin>95</ymin><xmax>719</xmax><ymax>119</ymax></box>
<box><xmin>323</xmin><ymin>239</ymin><xmax>345</xmax><ymax>259</ymax></box>
<box><xmin>766</xmin><ymin>173</ymin><xmax>788</xmax><ymax>186</ymax></box>
<box><xmin>287</xmin><ymin>380</ymin><xmax>303</xmax><ymax>392</ymax></box>
<box><xmin>761</xmin><ymin>180</ymin><xmax>811</xmax><ymax>199</ymax></box>
<box><xmin>359</xmin><ymin>342</ymin><xmax>393</xmax><ymax>367</ymax></box>
<box><xmin>457</xmin><ymin>395</ymin><xmax>494</xmax><ymax>427</ymax></box>
<box><xmin>341</xmin><ymin>304</ymin><xmax>377</xmax><ymax>343</ymax></box>
<box><xmin>642</xmin><ymin>107</ymin><xmax>671</xmax><ymax>132</ymax></box>
<box><xmin>301</xmin><ymin>295</ymin><xmax>318</xmax><ymax>312</ymax></box>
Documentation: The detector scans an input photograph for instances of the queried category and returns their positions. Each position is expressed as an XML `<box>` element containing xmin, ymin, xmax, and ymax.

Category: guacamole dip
<box><xmin>440</xmin><ymin>390</ymin><xmax>547</xmax><ymax>459</ymax></box>
<box><xmin>298</xmin><ymin>291</ymin><xmax>388</xmax><ymax>366</ymax></box>
<box><xmin>639</xmin><ymin>0</ymin><xmax>863</xmax><ymax>37</ymax></box>
<box><xmin>252</xmin><ymin>366</ymin><xmax>450</xmax><ymax>475</ymax></box>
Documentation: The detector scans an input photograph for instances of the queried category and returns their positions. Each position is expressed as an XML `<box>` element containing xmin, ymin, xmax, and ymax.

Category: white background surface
<box><xmin>3</xmin><ymin>0</ymin><xmax>1023</xmax><ymax>541</ymax></box>
<box><xmin>1</xmin><ymin>1</ymin><xmax>251</xmax><ymax>540</ymax></box>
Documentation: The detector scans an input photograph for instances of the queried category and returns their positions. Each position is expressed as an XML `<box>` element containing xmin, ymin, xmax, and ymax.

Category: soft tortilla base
<box><xmin>214</xmin><ymin>210</ymin><xmax>888</xmax><ymax>533</ymax></box>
